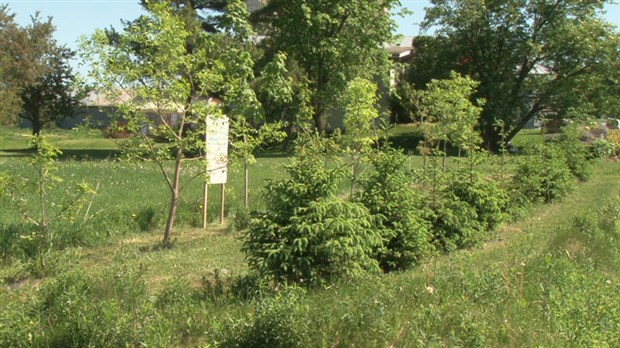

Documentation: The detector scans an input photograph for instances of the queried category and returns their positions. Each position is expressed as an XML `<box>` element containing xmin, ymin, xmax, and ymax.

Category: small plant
<box><xmin>219</xmin><ymin>287</ymin><xmax>309</xmax><ymax>348</ymax></box>
<box><xmin>427</xmin><ymin>196</ymin><xmax>486</xmax><ymax>253</ymax></box>
<box><xmin>558</xmin><ymin>125</ymin><xmax>592</xmax><ymax>181</ymax></box>
<box><xmin>0</xmin><ymin>136</ymin><xmax>96</xmax><ymax>268</ymax></box>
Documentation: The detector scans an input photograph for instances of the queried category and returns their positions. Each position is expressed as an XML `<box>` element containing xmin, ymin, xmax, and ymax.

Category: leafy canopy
<box><xmin>0</xmin><ymin>5</ymin><xmax>81</xmax><ymax>133</ymax></box>
<box><xmin>415</xmin><ymin>0</ymin><xmax>620</xmax><ymax>149</ymax></box>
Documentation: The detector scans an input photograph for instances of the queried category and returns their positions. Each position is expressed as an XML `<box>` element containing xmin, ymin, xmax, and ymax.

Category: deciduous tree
<box><xmin>82</xmin><ymin>0</ymin><xmax>257</xmax><ymax>247</ymax></box>
<box><xmin>0</xmin><ymin>5</ymin><xmax>80</xmax><ymax>133</ymax></box>
<box><xmin>417</xmin><ymin>0</ymin><xmax>620</xmax><ymax>150</ymax></box>
<box><xmin>254</xmin><ymin>0</ymin><xmax>400</xmax><ymax>132</ymax></box>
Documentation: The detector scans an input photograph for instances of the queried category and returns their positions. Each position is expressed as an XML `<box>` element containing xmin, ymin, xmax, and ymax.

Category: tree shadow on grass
<box><xmin>0</xmin><ymin>148</ymin><xmax>121</xmax><ymax>160</ymax></box>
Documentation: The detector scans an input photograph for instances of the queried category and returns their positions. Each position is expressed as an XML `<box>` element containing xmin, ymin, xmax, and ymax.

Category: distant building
<box><xmin>244</xmin><ymin>0</ymin><xmax>266</xmax><ymax>13</ymax></box>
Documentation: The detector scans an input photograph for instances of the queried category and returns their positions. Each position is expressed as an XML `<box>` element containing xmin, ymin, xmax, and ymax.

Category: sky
<box><xmin>2</xmin><ymin>0</ymin><xmax>620</xmax><ymax>75</ymax></box>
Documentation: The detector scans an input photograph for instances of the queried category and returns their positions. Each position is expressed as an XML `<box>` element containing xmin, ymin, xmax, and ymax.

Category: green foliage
<box><xmin>342</xmin><ymin>77</ymin><xmax>380</xmax><ymax>151</ymax></box>
<box><xmin>590</xmin><ymin>138</ymin><xmax>617</xmax><ymax>158</ymax></box>
<box><xmin>219</xmin><ymin>288</ymin><xmax>309</xmax><ymax>348</ymax></box>
<box><xmin>257</xmin><ymin>0</ymin><xmax>398</xmax><ymax>130</ymax></box>
<box><xmin>420</xmin><ymin>0</ymin><xmax>620</xmax><ymax>149</ymax></box>
<box><xmin>342</xmin><ymin>77</ymin><xmax>381</xmax><ymax>195</ymax></box>
<box><xmin>356</xmin><ymin>148</ymin><xmax>433</xmax><ymax>271</ymax></box>
<box><xmin>446</xmin><ymin>172</ymin><xmax>510</xmax><ymax>231</ymax></box>
<box><xmin>132</xmin><ymin>206</ymin><xmax>160</xmax><ymax>232</ymax></box>
<box><xmin>422</xmin><ymin>71</ymin><xmax>483</xmax><ymax>152</ymax></box>
<box><xmin>0</xmin><ymin>6</ymin><xmax>81</xmax><ymax>133</ymax></box>
<box><xmin>0</xmin><ymin>136</ymin><xmax>96</xmax><ymax>263</ymax></box>
<box><xmin>512</xmin><ymin>143</ymin><xmax>575</xmax><ymax>203</ymax></box>
<box><xmin>81</xmin><ymin>1</ymin><xmax>264</xmax><ymax>247</ymax></box>
<box><xmin>427</xmin><ymin>196</ymin><xmax>486</xmax><ymax>253</ymax></box>
<box><xmin>243</xmin><ymin>136</ymin><xmax>381</xmax><ymax>285</ymax></box>
<box><xmin>558</xmin><ymin>125</ymin><xmax>593</xmax><ymax>181</ymax></box>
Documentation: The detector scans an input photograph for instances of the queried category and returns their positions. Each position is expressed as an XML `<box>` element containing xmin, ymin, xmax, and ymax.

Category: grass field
<box><xmin>1</xmin><ymin>125</ymin><xmax>619</xmax><ymax>346</ymax></box>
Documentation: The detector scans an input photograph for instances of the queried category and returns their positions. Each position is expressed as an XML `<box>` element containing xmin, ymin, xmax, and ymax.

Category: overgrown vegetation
<box><xmin>2</xmin><ymin>0</ymin><xmax>619</xmax><ymax>345</ymax></box>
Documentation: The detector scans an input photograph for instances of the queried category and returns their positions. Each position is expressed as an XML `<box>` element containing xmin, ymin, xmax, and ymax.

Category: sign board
<box><xmin>206</xmin><ymin>116</ymin><xmax>229</xmax><ymax>184</ymax></box>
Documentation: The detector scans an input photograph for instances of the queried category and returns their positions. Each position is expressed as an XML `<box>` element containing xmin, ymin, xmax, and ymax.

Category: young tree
<box><xmin>342</xmin><ymin>77</ymin><xmax>380</xmax><ymax>196</ymax></box>
<box><xmin>254</xmin><ymin>0</ymin><xmax>400</xmax><ymax>132</ymax></box>
<box><xmin>421</xmin><ymin>72</ymin><xmax>483</xmax><ymax>170</ymax></box>
<box><xmin>418</xmin><ymin>0</ymin><xmax>620</xmax><ymax>150</ymax></box>
<box><xmin>82</xmin><ymin>0</ymin><xmax>255</xmax><ymax>247</ymax></box>
<box><xmin>0</xmin><ymin>6</ymin><xmax>80</xmax><ymax>133</ymax></box>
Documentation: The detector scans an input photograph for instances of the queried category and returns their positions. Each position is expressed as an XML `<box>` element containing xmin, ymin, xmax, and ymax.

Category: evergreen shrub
<box><xmin>356</xmin><ymin>148</ymin><xmax>433</xmax><ymax>272</ymax></box>
<box><xmin>243</xmin><ymin>137</ymin><xmax>381</xmax><ymax>285</ymax></box>
<box><xmin>446</xmin><ymin>172</ymin><xmax>510</xmax><ymax>231</ymax></box>
<box><xmin>511</xmin><ymin>143</ymin><xmax>574</xmax><ymax>203</ymax></box>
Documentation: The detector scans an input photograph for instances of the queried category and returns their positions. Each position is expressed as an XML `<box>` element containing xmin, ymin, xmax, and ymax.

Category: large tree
<box><xmin>0</xmin><ymin>6</ymin><xmax>22</xmax><ymax>125</ymax></box>
<box><xmin>0</xmin><ymin>5</ymin><xmax>80</xmax><ymax>134</ymax></box>
<box><xmin>416</xmin><ymin>0</ymin><xmax>620</xmax><ymax>150</ymax></box>
<box><xmin>253</xmin><ymin>0</ymin><xmax>400</xmax><ymax>132</ymax></box>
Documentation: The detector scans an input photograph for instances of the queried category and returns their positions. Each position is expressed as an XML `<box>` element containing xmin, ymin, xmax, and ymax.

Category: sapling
<box><xmin>342</xmin><ymin>77</ymin><xmax>380</xmax><ymax>197</ymax></box>
<box><xmin>82</xmin><ymin>1</ymin><xmax>274</xmax><ymax>247</ymax></box>
<box><xmin>1</xmin><ymin>135</ymin><xmax>96</xmax><ymax>270</ymax></box>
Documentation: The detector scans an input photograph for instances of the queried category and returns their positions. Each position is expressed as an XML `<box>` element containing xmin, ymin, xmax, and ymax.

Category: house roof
<box><xmin>384</xmin><ymin>35</ymin><xmax>415</xmax><ymax>62</ymax></box>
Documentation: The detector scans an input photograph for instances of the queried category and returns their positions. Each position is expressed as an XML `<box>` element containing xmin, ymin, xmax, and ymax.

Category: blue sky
<box><xmin>3</xmin><ymin>0</ymin><xmax>620</xmax><ymax>75</ymax></box>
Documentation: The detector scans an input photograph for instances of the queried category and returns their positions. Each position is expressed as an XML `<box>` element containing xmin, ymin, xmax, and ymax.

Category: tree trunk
<box><xmin>32</xmin><ymin>117</ymin><xmax>43</xmax><ymax>135</ymax></box>
<box><xmin>163</xmin><ymin>146</ymin><xmax>183</xmax><ymax>248</ymax></box>
<box><xmin>313</xmin><ymin>111</ymin><xmax>327</xmax><ymax>133</ymax></box>
<box><xmin>482</xmin><ymin>124</ymin><xmax>502</xmax><ymax>153</ymax></box>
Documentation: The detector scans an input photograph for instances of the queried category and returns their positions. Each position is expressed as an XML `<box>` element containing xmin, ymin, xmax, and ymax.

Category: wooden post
<box><xmin>243</xmin><ymin>134</ymin><xmax>249</xmax><ymax>208</ymax></box>
<box><xmin>220</xmin><ymin>183</ymin><xmax>225</xmax><ymax>225</ymax></box>
<box><xmin>203</xmin><ymin>117</ymin><xmax>209</xmax><ymax>229</ymax></box>
<box><xmin>202</xmin><ymin>182</ymin><xmax>208</xmax><ymax>229</ymax></box>
<box><xmin>244</xmin><ymin>158</ymin><xmax>249</xmax><ymax>208</ymax></box>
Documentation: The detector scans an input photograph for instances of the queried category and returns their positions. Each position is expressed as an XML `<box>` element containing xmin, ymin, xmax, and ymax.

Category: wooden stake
<box><xmin>202</xmin><ymin>181</ymin><xmax>208</xmax><ymax>229</ymax></box>
<box><xmin>244</xmin><ymin>158</ymin><xmax>249</xmax><ymax>208</ymax></box>
<box><xmin>244</xmin><ymin>135</ymin><xmax>249</xmax><ymax>208</ymax></box>
<box><xmin>220</xmin><ymin>183</ymin><xmax>225</xmax><ymax>225</ymax></box>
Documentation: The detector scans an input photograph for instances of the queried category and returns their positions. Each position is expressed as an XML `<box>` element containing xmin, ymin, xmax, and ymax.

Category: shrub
<box><xmin>427</xmin><ymin>197</ymin><xmax>486</xmax><ymax>253</ymax></box>
<box><xmin>37</xmin><ymin>267</ymin><xmax>161</xmax><ymax>347</ymax></box>
<box><xmin>219</xmin><ymin>288</ymin><xmax>309</xmax><ymax>348</ymax></box>
<box><xmin>242</xmin><ymin>137</ymin><xmax>381</xmax><ymax>285</ymax></box>
<box><xmin>590</xmin><ymin>139</ymin><xmax>617</xmax><ymax>158</ymax></box>
<box><xmin>133</xmin><ymin>206</ymin><xmax>160</xmax><ymax>231</ymax></box>
<box><xmin>356</xmin><ymin>148</ymin><xmax>433</xmax><ymax>272</ymax></box>
<box><xmin>557</xmin><ymin>125</ymin><xmax>592</xmax><ymax>181</ymax></box>
<box><xmin>512</xmin><ymin>143</ymin><xmax>574</xmax><ymax>203</ymax></box>
<box><xmin>446</xmin><ymin>172</ymin><xmax>510</xmax><ymax>231</ymax></box>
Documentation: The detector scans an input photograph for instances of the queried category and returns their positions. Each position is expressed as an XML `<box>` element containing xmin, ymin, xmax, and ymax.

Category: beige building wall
<box><xmin>244</xmin><ymin>0</ymin><xmax>266</xmax><ymax>13</ymax></box>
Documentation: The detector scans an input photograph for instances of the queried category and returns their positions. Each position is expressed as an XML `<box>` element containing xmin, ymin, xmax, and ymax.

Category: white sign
<box><xmin>206</xmin><ymin>116</ymin><xmax>229</xmax><ymax>184</ymax></box>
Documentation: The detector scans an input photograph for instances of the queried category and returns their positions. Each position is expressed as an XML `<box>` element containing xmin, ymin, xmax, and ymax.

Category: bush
<box><xmin>512</xmin><ymin>144</ymin><xmax>575</xmax><ymax>203</ymax></box>
<box><xmin>427</xmin><ymin>197</ymin><xmax>486</xmax><ymax>253</ymax></box>
<box><xmin>35</xmin><ymin>267</ymin><xmax>169</xmax><ymax>347</ymax></box>
<box><xmin>590</xmin><ymin>139</ymin><xmax>617</xmax><ymax>158</ymax></box>
<box><xmin>356</xmin><ymin>148</ymin><xmax>433</xmax><ymax>272</ymax></box>
<box><xmin>242</xmin><ymin>137</ymin><xmax>381</xmax><ymax>285</ymax></box>
<box><xmin>219</xmin><ymin>288</ymin><xmax>309</xmax><ymax>348</ymax></box>
<box><xmin>558</xmin><ymin>125</ymin><xmax>592</xmax><ymax>181</ymax></box>
<box><xmin>446</xmin><ymin>172</ymin><xmax>510</xmax><ymax>231</ymax></box>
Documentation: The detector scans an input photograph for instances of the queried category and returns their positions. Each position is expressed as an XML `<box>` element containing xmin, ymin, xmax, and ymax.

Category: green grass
<box><xmin>1</xmin><ymin>126</ymin><xmax>619</xmax><ymax>346</ymax></box>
